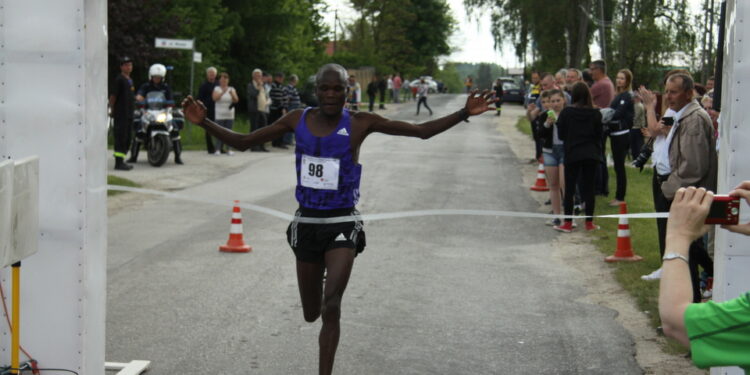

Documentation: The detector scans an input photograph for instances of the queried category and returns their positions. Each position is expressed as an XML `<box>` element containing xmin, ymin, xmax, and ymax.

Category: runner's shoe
<box><xmin>546</xmin><ymin>218</ymin><xmax>561</xmax><ymax>227</ymax></box>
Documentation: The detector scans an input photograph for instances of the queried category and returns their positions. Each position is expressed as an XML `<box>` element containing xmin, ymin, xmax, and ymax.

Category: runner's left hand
<box><xmin>465</xmin><ymin>90</ymin><xmax>499</xmax><ymax>116</ymax></box>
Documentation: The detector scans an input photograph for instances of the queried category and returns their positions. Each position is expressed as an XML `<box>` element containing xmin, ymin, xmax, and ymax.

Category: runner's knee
<box><xmin>322</xmin><ymin>296</ymin><xmax>341</xmax><ymax>323</ymax></box>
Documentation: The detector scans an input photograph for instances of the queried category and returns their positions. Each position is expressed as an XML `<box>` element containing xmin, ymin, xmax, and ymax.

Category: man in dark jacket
<box><xmin>197</xmin><ymin>67</ymin><xmax>218</xmax><ymax>154</ymax></box>
<box><xmin>109</xmin><ymin>56</ymin><xmax>135</xmax><ymax>170</ymax></box>
<box><xmin>378</xmin><ymin>76</ymin><xmax>387</xmax><ymax>110</ymax></box>
<box><xmin>367</xmin><ymin>75</ymin><xmax>379</xmax><ymax>112</ymax></box>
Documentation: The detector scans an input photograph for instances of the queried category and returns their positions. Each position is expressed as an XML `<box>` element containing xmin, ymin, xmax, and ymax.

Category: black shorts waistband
<box><xmin>297</xmin><ymin>206</ymin><xmax>356</xmax><ymax>218</ymax></box>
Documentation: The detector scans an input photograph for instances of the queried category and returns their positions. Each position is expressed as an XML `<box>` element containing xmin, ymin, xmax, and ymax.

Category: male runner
<box><xmin>181</xmin><ymin>63</ymin><xmax>496</xmax><ymax>375</ymax></box>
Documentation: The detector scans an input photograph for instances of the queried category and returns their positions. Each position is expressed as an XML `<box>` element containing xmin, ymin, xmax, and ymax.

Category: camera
<box><xmin>706</xmin><ymin>195</ymin><xmax>741</xmax><ymax>225</ymax></box>
<box><xmin>662</xmin><ymin>116</ymin><xmax>674</xmax><ymax>126</ymax></box>
<box><xmin>632</xmin><ymin>140</ymin><xmax>654</xmax><ymax>171</ymax></box>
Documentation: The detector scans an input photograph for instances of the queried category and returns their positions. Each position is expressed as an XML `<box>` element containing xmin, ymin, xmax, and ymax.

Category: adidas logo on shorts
<box><xmin>337</xmin><ymin>128</ymin><xmax>349</xmax><ymax>136</ymax></box>
<box><xmin>335</xmin><ymin>233</ymin><xmax>347</xmax><ymax>241</ymax></box>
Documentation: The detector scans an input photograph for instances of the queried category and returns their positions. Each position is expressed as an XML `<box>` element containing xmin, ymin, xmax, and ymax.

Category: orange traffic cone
<box><xmin>220</xmin><ymin>201</ymin><xmax>251</xmax><ymax>253</ymax></box>
<box><xmin>605</xmin><ymin>202</ymin><xmax>642</xmax><ymax>262</ymax></box>
<box><xmin>530</xmin><ymin>159</ymin><xmax>550</xmax><ymax>191</ymax></box>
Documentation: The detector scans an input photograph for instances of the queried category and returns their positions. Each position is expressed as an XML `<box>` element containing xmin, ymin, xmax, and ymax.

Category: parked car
<box><xmin>500</xmin><ymin>80</ymin><xmax>525</xmax><ymax>104</ymax></box>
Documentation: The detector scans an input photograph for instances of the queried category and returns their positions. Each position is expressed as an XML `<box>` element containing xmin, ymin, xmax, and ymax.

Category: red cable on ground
<box><xmin>0</xmin><ymin>280</ymin><xmax>34</xmax><ymax>360</ymax></box>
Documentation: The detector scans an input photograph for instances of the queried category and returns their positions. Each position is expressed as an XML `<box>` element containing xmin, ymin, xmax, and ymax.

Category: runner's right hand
<box><xmin>181</xmin><ymin>96</ymin><xmax>207</xmax><ymax>125</ymax></box>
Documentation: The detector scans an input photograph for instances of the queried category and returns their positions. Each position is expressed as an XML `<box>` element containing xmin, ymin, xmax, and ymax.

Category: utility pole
<box><xmin>598</xmin><ymin>0</ymin><xmax>607</xmax><ymax>61</ymax></box>
<box><xmin>333</xmin><ymin>9</ymin><xmax>338</xmax><ymax>55</ymax></box>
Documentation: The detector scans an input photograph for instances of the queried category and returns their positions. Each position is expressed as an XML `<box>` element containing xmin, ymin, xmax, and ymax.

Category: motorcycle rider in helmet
<box><xmin>129</xmin><ymin>63</ymin><xmax>184</xmax><ymax>164</ymax></box>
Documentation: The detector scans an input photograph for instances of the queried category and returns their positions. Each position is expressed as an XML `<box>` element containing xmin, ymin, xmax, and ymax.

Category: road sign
<box><xmin>193</xmin><ymin>52</ymin><xmax>202</xmax><ymax>63</ymax></box>
<box><xmin>155</xmin><ymin>38</ymin><xmax>194</xmax><ymax>50</ymax></box>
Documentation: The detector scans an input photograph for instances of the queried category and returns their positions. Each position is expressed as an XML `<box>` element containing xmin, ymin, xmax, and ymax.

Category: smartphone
<box><xmin>662</xmin><ymin>116</ymin><xmax>675</xmax><ymax>126</ymax></box>
<box><xmin>705</xmin><ymin>195</ymin><xmax>741</xmax><ymax>225</ymax></box>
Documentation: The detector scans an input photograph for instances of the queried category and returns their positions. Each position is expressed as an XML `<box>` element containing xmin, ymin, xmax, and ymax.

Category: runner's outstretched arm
<box><xmin>182</xmin><ymin>96</ymin><xmax>295</xmax><ymax>151</ymax></box>
<box><xmin>366</xmin><ymin>90</ymin><xmax>498</xmax><ymax>139</ymax></box>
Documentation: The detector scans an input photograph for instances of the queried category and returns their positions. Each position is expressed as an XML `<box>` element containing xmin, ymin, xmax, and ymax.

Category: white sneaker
<box><xmin>641</xmin><ymin>268</ymin><xmax>662</xmax><ymax>281</ymax></box>
<box><xmin>227</xmin><ymin>151</ymin><xmax>235</xmax><ymax>156</ymax></box>
<box><xmin>213</xmin><ymin>151</ymin><xmax>220</xmax><ymax>156</ymax></box>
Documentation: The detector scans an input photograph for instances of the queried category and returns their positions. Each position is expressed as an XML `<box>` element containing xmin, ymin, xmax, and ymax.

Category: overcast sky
<box><xmin>323</xmin><ymin>0</ymin><xmax>706</xmax><ymax>68</ymax></box>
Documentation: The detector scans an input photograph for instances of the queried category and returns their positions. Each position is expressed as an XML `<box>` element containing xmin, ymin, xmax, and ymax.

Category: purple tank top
<box><xmin>294</xmin><ymin>108</ymin><xmax>362</xmax><ymax>210</ymax></box>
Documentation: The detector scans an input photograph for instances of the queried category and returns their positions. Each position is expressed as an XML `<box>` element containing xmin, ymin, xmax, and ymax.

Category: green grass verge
<box><xmin>513</xmin><ymin>115</ymin><xmax>687</xmax><ymax>354</ymax></box>
<box><xmin>107</xmin><ymin>175</ymin><xmax>140</xmax><ymax>196</ymax></box>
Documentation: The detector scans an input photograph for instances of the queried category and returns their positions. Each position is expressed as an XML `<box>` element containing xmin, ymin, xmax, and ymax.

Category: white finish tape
<box><xmin>107</xmin><ymin>185</ymin><xmax>670</xmax><ymax>224</ymax></box>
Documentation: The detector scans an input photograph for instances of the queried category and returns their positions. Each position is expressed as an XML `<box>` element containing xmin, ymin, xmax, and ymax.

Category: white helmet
<box><xmin>149</xmin><ymin>63</ymin><xmax>167</xmax><ymax>79</ymax></box>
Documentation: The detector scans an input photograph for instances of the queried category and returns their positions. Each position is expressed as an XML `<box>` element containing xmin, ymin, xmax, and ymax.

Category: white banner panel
<box><xmin>0</xmin><ymin>161</ymin><xmax>12</xmax><ymax>269</ymax></box>
<box><xmin>10</xmin><ymin>157</ymin><xmax>39</xmax><ymax>266</ymax></box>
<box><xmin>712</xmin><ymin>1</ymin><xmax>750</xmax><ymax>374</ymax></box>
<box><xmin>0</xmin><ymin>0</ymin><xmax>107</xmax><ymax>374</ymax></box>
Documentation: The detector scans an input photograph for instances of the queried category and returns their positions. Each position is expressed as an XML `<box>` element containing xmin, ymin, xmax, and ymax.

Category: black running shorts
<box><xmin>286</xmin><ymin>207</ymin><xmax>366</xmax><ymax>263</ymax></box>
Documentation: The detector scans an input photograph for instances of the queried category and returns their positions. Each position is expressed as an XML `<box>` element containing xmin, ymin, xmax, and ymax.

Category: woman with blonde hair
<box><xmin>606</xmin><ymin>68</ymin><xmax>635</xmax><ymax>207</ymax></box>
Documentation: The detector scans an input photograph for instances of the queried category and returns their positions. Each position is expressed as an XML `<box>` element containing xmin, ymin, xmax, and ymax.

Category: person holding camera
<box><xmin>659</xmin><ymin>184</ymin><xmax>750</xmax><ymax>372</ymax></box>
<box><xmin>212</xmin><ymin>72</ymin><xmax>239</xmax><ymax>155</ymax></box>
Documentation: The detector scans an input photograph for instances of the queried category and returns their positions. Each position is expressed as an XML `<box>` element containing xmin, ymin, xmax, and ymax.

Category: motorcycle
<box><xmin>132</xmin><ymin>91</ymin><xmax>183</xmax><ymax>167</ymax></box>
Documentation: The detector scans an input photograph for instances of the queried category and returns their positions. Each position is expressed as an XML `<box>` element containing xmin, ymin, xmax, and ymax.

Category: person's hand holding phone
<box><xmin>722</xmin><ymin>181</ymin><xmax>750</xmax><ymax>235</ymax></box>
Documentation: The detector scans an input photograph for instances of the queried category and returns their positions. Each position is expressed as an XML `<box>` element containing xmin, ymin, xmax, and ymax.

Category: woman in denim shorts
<box><xmin>535</xmin><ymin>90</ymin><xmax>566</xmax><ymax>226</ymax></box>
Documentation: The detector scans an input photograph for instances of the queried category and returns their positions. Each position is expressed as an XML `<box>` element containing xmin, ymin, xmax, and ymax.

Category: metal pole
<box><xmin>11</xmin><ymin>261</ymin><xmax>20</xmax><ymax>375</ymax></box>
<box><xmin>189</xmin><ymin>39</ymin><xmax>196</xmax><ymax>96</ymax></box>
<box><xmin>598</xmin><ymin>0</ymin><xmax>607</xmax><ymax>61</ymax></box>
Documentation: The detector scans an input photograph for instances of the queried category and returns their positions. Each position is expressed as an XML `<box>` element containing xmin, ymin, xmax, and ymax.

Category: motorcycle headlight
<box><xmin>156</xmin><ymin>113</ymin><xmax>168</xmax><ymax>123</ymax></box>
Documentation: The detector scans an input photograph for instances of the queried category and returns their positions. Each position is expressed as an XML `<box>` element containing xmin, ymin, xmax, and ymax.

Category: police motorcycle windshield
<box><xmin>146</xmin><ymin>91</ymin><xmax>166</xmax><ymax>110</ymax></box>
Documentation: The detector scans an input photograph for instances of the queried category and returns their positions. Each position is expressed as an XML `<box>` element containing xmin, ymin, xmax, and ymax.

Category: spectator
<box><xmin>555</xmin><ymin>82</ymin><xmax>604</xmax><ymax>233</ymax></box>
<box><xmin>246</xmin><ymin>68</ymin><xmax>269</xmax><ymax>152</ymax></box>
<box><xmin>589</xmin><ymin>60</ymin><xmax>614</xmax><ymax>108</ymax></box>
<box><xmin>658</xmin><ymin>184</ymin><xmax>750</xmax><ymax>372</ymax></box>
<box><xmin>386</xmin><ymin>74</ymin><xmax>393</xmax><ymax>102</ymax></box>
<box><xmin>212</xmin><ymin>72</ymin><xmax>239</xmax><ymax>155</ymax></box>
<box><xmin>555</xmin><ymin>69</ymin><xmax>568</xmax><ymax>88</ymax></box>
<box><xmin>269</xmin><ymin>72</ymin><xmax>289</xmax><ymax>149</ymax></box>
<box><xmin>705</xmin><ymin>76</ymin><xmax>715</xmax><ymax>92</ymax></box>
<box><xmin>630</xmin><ymin>92</ymin><xmax>647</xmax><ymax>160</ymax></box>
<box><xmin>109</xmin><ymin>56</ymin><xmax>135</xmax><ymax>171</ymax></box>
<box><xmin>565</xmin><ymin>68</ymin><xmax>582</xmax><ymax>93</ymax></box>
<box><xmin>197</xmin><ymin>67</ymin><xmax>219</xmax><ymax>154</ymax></box>
<box><xmin>392</xmin><ymin>73</ymin><xmax>402</xmax><ymax>103</ymax></box>
<box><xmin>415</xmin><ymin>78</ymin><xmax>433</xmax><ymax>116</ymax></box>
<box><xmin>701</xmin><ymin>90</ymin><xmax>719</xmax><ymax>134</ymax></box>
<box><xmin>534</xmin><ymin>90</ymin><xmax>566</xmax><ymax>227</ymax></box>
<box><xmin>528</xmin><ymin>71</ymin><xmax>541</xmax><ymax>104</ymax></box>
<box><xmin>367</xmin><ymin>75</ymin><xmax>378</xmax><ymax>112</ymax></box>
<box><xmin>465</xmin><ymin>76</ymin><xmax>474</xmax><ymax>93</ymax></box>
<box><xmin>347</xmin><ymin>75</ymin><xmax>362</xmax><ymax>111</ymax></box>
<box><xmin>581</xmin><ymin>69</ymin><xmax>594</xmax><ymax>87</ymax></box>
<box><xmin>401</xmin><ymin>77</ymin><xmax>411</xmax><ymax>102</ymax></box>
<box><xmin>639</xmin><ymin>73</ymin><xmax>717</xmax><ymax>302</ymax></box>
<box><xmin>527</xmin><ymin>73</ymin><xmax>569</xmax><ymax>163</ymax></box>
<box><xmin>378</xmin><ymin>75</ymin><xmax>387</xmax><ymax>109</ymax></box>
<box><xmin>493</xmin><ymin>78</ymin><xmax>504</xmax><ymax>117</ymax></box>
<box><xmin>284</xmin><ymin>74</ymin><xmax>302</xmax><ymax>146</ymax></box>
<box><xmin>607</xmin><ymin>69</ymin><xmax>636</xmax><ymax>207</ymax></box>
<box><xmin>589</xmin><ymin>60</ymin><xmax>615</xmax><ymax>197</ymax></box>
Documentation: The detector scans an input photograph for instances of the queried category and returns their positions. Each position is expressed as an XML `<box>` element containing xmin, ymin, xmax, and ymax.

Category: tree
<box><xmin>108</xmin><ymin>0</ymin><xmax>236</xmax><ymax>96</ymax></box>
<box><xmin>339</xmin><ymin>0</ymin><xmax>455</xmax><ymax>77</ymax></box>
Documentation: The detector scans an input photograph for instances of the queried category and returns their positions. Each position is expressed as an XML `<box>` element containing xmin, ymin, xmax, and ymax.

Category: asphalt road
<box><xmin>106</xmin><ymin>96</ymin><xmax>642</xmax><ymax>374</ymax></box>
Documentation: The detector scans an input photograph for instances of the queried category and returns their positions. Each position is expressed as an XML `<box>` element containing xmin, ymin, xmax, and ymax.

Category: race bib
<box><xmin>301</xmin><ymin>155</ymin><xmax>340</xmax><ymax>190</ymax></box>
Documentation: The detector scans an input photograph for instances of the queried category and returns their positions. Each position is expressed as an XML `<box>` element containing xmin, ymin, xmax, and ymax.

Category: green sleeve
<box><xmin>684</xmin><ymin>293</ymin><xmax>750</xmax><ymax>372</ymax></box>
